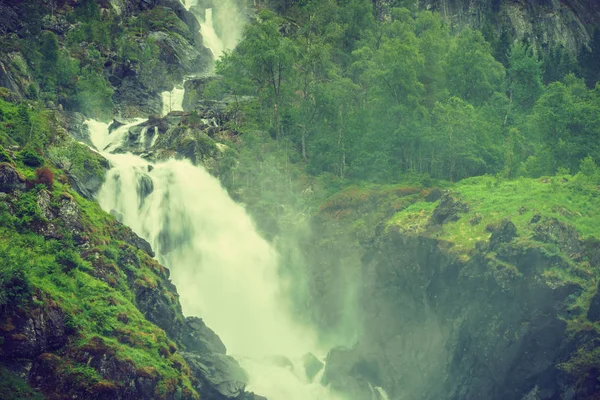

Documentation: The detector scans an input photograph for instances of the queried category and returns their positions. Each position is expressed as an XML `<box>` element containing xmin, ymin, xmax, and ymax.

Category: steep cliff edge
<box><xmin>309</xmin><ymin>176</ymin><xmax>600</xmax><ymax>400</ymax></box>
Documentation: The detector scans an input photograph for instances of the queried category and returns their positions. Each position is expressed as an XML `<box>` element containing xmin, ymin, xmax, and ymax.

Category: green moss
<box><xmin>0</xmin><ymin>175</ymin><xmax>198</xmax><ymax>398</ymax></box>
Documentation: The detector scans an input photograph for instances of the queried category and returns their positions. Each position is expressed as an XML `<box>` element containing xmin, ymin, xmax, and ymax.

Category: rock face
<box><xmin>374</xmin><ymin>0</ymin><xmax>600</xmax><ymax>55</ymax></box>
<box><xmin>0</xmin><ymin>163</ymin><xmax>26</xmax><ymax>192</ymax></box>
<box><xmin>0</xmin><ymin>179</ymin><xmax>252</xmax><ymax>400</ymax></box>
<box><xmin>323</xmin><ymin>226</ymin><xmax>591</xmax><ymax>400</ymax></box>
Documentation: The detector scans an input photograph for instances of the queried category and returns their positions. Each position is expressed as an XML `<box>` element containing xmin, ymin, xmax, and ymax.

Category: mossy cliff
<box><xmin>0</xmin><ymin>107</ymin><xmax>260</xmax><ymax>399</ymax></box>
<box><xmin>0</xmin><ymin>0</ymin><xmax>212</xmax><ymax>119</ymax></box>
<box><xmin>310</xmin><ymin>176</ymin><xmax>600</xmax><ymax>399</ymax></box>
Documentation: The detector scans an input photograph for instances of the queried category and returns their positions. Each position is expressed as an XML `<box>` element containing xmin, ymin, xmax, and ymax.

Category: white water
<box><xmin>161</xmin><ymin>86</ymin><xmax>185</xmax><ymax>116</ymax></box>
<box><xmin>200</xmin><ymin>9</ymin><xmax>224</xmax><ymax>59</ymax></box>
<box><xmin>88</xmin><ymin>121</ymin><xmax>345</xmax><ymax>400</ymax></box>
<box><xmin>375</xmin><ymin>386</ymin><xmax>391</xmax><ymax>400</ymax></box>
<box><xmin>180</xmin><ymin>0</ymin><xmax>242</xmax><ymax>60</ymax></box>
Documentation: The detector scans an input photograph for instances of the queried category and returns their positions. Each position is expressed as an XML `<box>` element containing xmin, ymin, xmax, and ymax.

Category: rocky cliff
<box><xmin>0</xmin><ymin>0</ymin><xmax>213</xmax><ymax>117</ymax></box>
<box><xmin>312</xmin><ymin>179</ymin><xmax>600</xmax><ymax>400</ymax></box>
<box><xmin>0</xmin><ymin>110</ymin><xmax>260</xmax><ymax>399</ymax></box>
<box><xmin>376</xmin><ymin>0</ymin><xmax>600</xmax><ymax>55</ymax></box>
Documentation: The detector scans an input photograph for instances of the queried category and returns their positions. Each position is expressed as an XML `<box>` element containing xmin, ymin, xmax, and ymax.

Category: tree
<box><xmin>507</xmin><ymin>42</ymin><xmax>544</xmax><ymax>109</ymax></box>
<box><xmin>39</xmin><ymin>31</ymin><xmax>59</xmax><ymax>89</ymax></box>
<box><xmin>579</xmin><ymin>28</ymin><xmax>600</xmax><ymax>88</ymax></box>
<box><xmin>529</xmin><ymin>74</ymin><xmax>600</xmax><ymax>173</ymax></box>
<box><xmin>431</xmin><ymin>97</ymin><xmax>488</xmax><ymax>181</ymax></box>
<box><xmin>218</xmin><ymin>9</ymin><xmax>298</xmax><ymax>140</ymax></box>
<box><xmin>445</xmin><ymin>29</ymin><xmax>505</xmax><ymax>105</ymax></box>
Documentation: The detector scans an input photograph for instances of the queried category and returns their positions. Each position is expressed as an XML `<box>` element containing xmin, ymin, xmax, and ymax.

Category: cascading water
<box><xmin>88</xmin><ymin>121</ymin><xmax>347</xmax><ymax>400</ymax></box>
<box><xmin>161</xmin><ymin>86</ymin><xmax>185</xmax><ymax>116</ymax></box>
<box><xmin>200</xmin><ymin>8</ymin><xmax>224</xmax><ymax>59</ymax></box>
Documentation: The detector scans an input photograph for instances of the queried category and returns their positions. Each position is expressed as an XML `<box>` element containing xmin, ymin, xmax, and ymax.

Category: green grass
<box><xmin>389</xmin><ymin>174</ymin><xmax>600</xmax><ymax>255</ymax></box>
<box><xmin>0</xmin><ymin>367</ymin><xmax>44</xmax><ymax>400</ymax></box>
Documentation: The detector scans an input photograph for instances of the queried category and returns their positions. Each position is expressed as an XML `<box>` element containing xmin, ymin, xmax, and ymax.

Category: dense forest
<box><xmin>211</xmin><ymin>0</ymin><xmax>600</xmax><ymax>186</ymax></box>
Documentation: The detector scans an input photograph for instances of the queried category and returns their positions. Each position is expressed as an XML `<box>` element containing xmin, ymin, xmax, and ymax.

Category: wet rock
<box><xmin>182</xmin><ymin>317</ymin><xmax>227</xmax><ymax>355</ymax></box>
<box><xmin>430</xmin><ymin>192</ymin><xmax>468</xmax><ymax>225</ymax></box>
<box><xmin>59</xmin><ymin>111</ymin><xmax>92</xmax><ymax>146</ymax></box>
<box><xmin>183</xmin><ymin>352</ymin><xmax>248</xmax><ymax>399</ymax></box>
<box><xmin>110</xmin><ymin>209</ymin><xmax>124</xmax><ymax>223</ymax></box>
<box><xmin>108</xmin><ymin>119</ymin><xmax>125</xmax><ymax>133</ymax></box>
<box><xmin>322</xmin><ymin>347</ymin><xmax>378</xmax><ymax>400</ymax></box>
<box><xmin>489</xmin><ymin>219</ymin><xmax>518</xmax><ymax>250</ymax></box>
<box><xmin>137</xmin><ymin>173</ymin><xmax>154</xmax><ymax>200</ymax></box>
<box><xmin>0</xmin><ymin>163</ymin><xmax>26</xmax><ymax>192</ymax></box>
<box><xmin>113</xmin><ymin>77</ymin><xmax>162</xmax><ymax>118</ymax></box>
<box><xmin>0</xmin><ymin>59</ymin><xmax>22</xmax><ymax>98</ymax></box>
<box><xmin>134</xmin><ymin>284</ymin><xmax>180</xmax><ymax>339</ymax></box>
<box><xmin>67</xmin><ymin>173</ymin><xmax>102</xmax><ymax>201</ymax></box>
<box><xmin>57</xmin><ymin>196</ymin><xmax>86</xmax><ymax>244</ymax></box>
<box><xmin>302</xmin><ymin>352</ymin><xmax>324</xmax><ymax>381</ymax></box>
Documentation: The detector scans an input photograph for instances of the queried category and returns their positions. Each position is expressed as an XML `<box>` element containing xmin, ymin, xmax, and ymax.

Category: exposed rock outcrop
<box><xmin>0</xmin><ymin>163</ymin><xmax>26</xmax><ymax>193</ymax></box>
<box><xmin>376</xmin><ymin>0</ymin><xmax>600</xmax><ymax>55</ymax></box>
<box><xmin>323</xmin><ymin>225</ymin><xmax>591</xmax><ymax>400</ymax></box>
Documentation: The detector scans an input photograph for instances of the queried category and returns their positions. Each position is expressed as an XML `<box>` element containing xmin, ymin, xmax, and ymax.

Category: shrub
<box><xmin>0</xmin><ymin>248</ymin><xmax>32</xmax><ymax>312</ymax></box>
<box><xmin>55</xmin><ymin>250</ymin><xmax>83</xmax><ymax>273</ymax></box>
<box><xmin>0</xmin><ymin>146</ymin><xmax>13</xmax><ymax>164</ymax></box>
<box><xmin>19</xmin><ymin>148</ymin><xmax>44</xmax><ymax>167</ymax></box>
<box><xmin>34</xmin><ymin>166</ymin><xmax>54</xmax><ymax>189</ymax></box>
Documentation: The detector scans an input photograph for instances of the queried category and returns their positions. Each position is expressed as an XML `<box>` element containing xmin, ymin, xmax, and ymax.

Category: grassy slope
<box><xmin>0</xmin><ymin>105</ymin><xmax>197</xmax><ymax>398</ymax></box>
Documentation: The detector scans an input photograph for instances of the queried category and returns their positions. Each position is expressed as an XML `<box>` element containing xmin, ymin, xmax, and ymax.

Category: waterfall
<box><xmin>200</xmin><ymin>9</ymin><xmax>225</xmax><ymax>59</ymax></box>
<box><xmin>180</xmin><ymin>0</ymin><xmax>242</xmax><ymax>60</ymax></box>
<box><xmin>88</xmin><ymin>121</ymin><xmax>345</xmax><ymax>400</ymax></box>
<box><xmin>161</xmin><ymin>86</ymin><xmax>185</xmax><ymax>116</ymax></box>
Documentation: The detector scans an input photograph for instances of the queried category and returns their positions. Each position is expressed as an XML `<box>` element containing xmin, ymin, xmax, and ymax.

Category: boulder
<box><xmin>533</xmin><ymin>218</ymin><xmax>582</xmax><ymax>256</ymax></box>
<box><xmin>183</xmin><ymin>352</ymin><xmax>248</xmax><ymax>399</ymax></box>
<box><xmin>489</xmin><ymin>219</ymin><xmax>518</xmax><ymax>250</ymax></box>
<box><xmin>57</xmin><ymin>196</ymin><xmax>87</xmax><ymax>244</ymax></box>
<box><xmin>430</xmin><ymin>192</ymin><xmax>468</xmax><ymax>225</ymax></box>
<box><xmin>0</xmin><ymin>304</ymin><xmax>66</xmax><ymax>359</ymax></box>
<box><xmin>0</xmin><ymin>163</ymin><xmax>26</xmax><ymax>192</ymax></box>
<box><xmin>181</xmin><ymin>316</ymin><xmax>227</xmax><ymax>355</ymax></box>
<box><xmin>302</xmin><ymin>352</ymin><xmax>324</xmax><ymax>381</ymax></box>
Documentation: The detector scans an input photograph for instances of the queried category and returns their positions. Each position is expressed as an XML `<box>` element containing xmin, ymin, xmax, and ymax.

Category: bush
<box><xmin>56</xmin><ymin>250</ymin><xmax>84</xmax><ymax>273</ymax></box>
<box><xmin>34</xmin><ymin>166</ymin><xmax>54</xmax><ymax>189</ymax></box>
<box><xmin>0</xmin><ymin>248</ymin><xmax>32</xmax><ymax>312</ymax></box>
<box><xmin>19</xmin><ymin>148</ymin><xmax>44</xmax><ymax>167</ymax></box>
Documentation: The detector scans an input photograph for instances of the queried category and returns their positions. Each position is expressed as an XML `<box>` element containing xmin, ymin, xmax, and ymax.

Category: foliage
<box><xmin>0</xmin><ymin>367</ymin><xmax>44</xmax><ymax>400</ymax></box>
<box><xmin>216</xmin><ymin>1</ymin><xmax>600</xmax><ymax>188</ymax></box>
<box><xmin>74</xmin><ymin>66</ymin><xmax>114</xmax><ymax>121</ymax></box>
<box><xmin>18</xmin><ymin>148</ymin><xmax>44</xmax><ymax>167</ymax></box>
<box><xmin>34</xmin><ymin>166</ymin><xmax>54</xmax><ymax>189</ymax></box>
